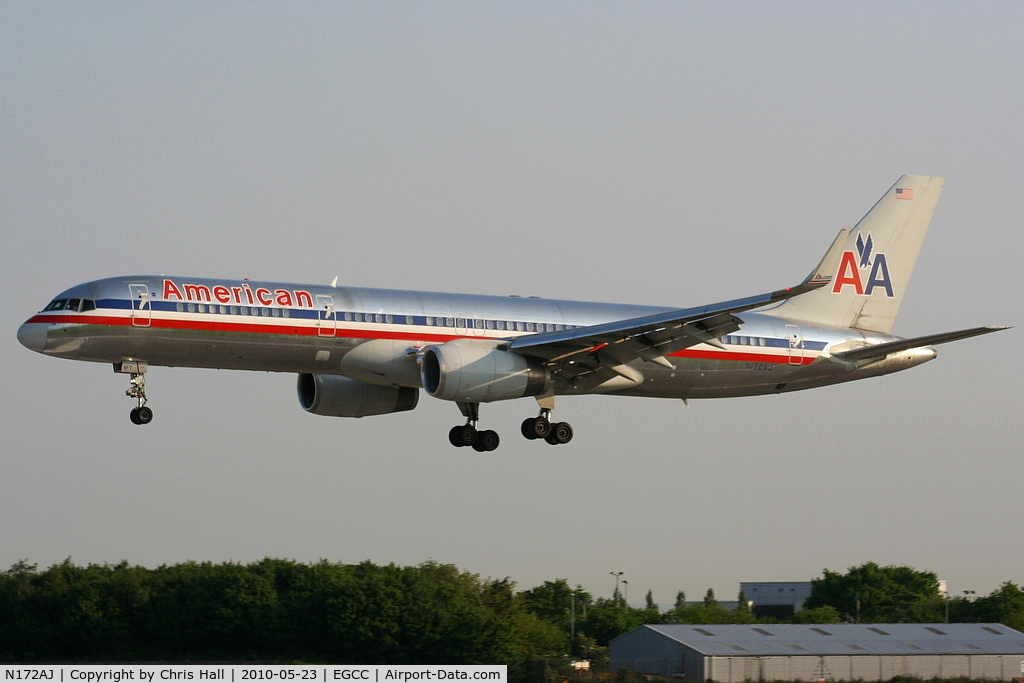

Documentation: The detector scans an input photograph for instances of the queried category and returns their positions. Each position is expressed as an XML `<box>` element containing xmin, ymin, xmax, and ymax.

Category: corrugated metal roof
<box><xmin>623</xmin><ymin>624</ymin><xmax>1024</xmax><ymax>656</ymax></box>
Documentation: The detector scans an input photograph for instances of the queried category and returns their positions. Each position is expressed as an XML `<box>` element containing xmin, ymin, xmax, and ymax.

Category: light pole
<box><xmin>610</xmin><ymin>571</ymin><xmax>624</xmax><ymax>604</ymax></box>
<box><xmin>571</xmin><ymin>591</ymin><xmax>576</xmax><ymax>641</ymax></box>
<box><xmin>622</xmin><ymin>579</ymin><xmax>630</xmax><ymax>607</ymax></box>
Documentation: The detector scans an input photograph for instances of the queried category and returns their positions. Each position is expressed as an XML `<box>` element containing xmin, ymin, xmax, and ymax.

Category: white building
<box><xmin>610</xmin><ymin>623</ymin><xmax>1024</xmax><ymax>682</ymax></box>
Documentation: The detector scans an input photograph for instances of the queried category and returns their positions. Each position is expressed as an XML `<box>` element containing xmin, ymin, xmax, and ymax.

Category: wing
<box><xmin>505</xmin><ymin>231</ymin><xmax>847</xmax><ymax>390</ymax></box>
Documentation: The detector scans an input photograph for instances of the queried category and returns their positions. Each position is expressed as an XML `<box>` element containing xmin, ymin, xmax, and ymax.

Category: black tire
<box><xmin>472</xmin><ymin>429</ymin><xmax>500</xmax><ymax>452</ymax></box>
<box><xmin>449</xmin><ymin>424</ymin><xmax>476</xmax><ymax>447</ymax></box>
<box><xmin>545</xmin><ymin>421</ymin><xmax>573</xmax><ymax>445</ymax></box>
<box><xmin>136</xmin><ymin>406</ymin><xmax>154</xmax><ymax>424</ymax></box>
<box><xmin>521</xmin><ymin>416</ymin><xmax>550</xmax><ymax>440</ymax></box>
<box><xmin>129</xmin><ymin>407</ymin><xmax>141</xmax><ymax>425</ymax></box>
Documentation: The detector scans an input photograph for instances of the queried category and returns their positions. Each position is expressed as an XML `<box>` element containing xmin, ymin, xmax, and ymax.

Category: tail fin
<box><xmin>768</xmin><ymin>174</ymin><xmax>945</xmax><ymax>334</ymax></box>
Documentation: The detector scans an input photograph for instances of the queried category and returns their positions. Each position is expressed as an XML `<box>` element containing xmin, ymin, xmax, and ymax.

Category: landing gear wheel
<box><xmin>544</xmin><ymin>421</ymin><xmax>573</xmax><ymax>445</ymax></box>
<box><xmin>520</xmin><ymin>416</ymin><xmax>551</xmax><ymax>440</ymax></box>
<box><xmin>448</xmin><ymin>424</ymin><xmax>477</xmax><ymax>448</ymax></box>
<box><xmin>472</xmin><ymin>429</ymin><xmax>500</xmax><ymax>452</ymax></box>
<box><xmin>118</xmin><ymin>362</ymin><xmax>153</xmax><ymax>426</ymax></box>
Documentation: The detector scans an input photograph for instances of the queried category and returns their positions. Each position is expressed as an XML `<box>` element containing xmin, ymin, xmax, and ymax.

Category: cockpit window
<box><xmin>42</xmin><ymin>298</ymin><xmax>95</xmax><ymax>313</ymax></box>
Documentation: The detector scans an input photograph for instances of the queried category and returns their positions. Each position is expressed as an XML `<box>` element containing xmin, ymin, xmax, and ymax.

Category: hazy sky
<box><xmin>2</xmin><ymin>2</ymin><xmax>1021</xmax><ymax>608</ymax></box>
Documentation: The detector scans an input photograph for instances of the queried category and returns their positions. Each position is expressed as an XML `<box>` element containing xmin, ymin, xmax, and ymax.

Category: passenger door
<box><xmin>129</xmin><ymin>283</ymin><xmax>152</xmax><ymax>327</ymax></box>
<box><xmin>786</xmin><ymin>324</ymin><xmax>803</xmax><ymax>365</ymax></box>
<box><xmin>316</xmin><ymin>294</ymin><xmax>337</xmax><ymax>337</ymax></box>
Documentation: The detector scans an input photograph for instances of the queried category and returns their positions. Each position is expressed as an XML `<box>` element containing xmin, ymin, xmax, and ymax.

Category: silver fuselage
<box><xmin>18</xmin><ymin>275</ymin><xmax>934</xmax><ymax>400</ymax></box>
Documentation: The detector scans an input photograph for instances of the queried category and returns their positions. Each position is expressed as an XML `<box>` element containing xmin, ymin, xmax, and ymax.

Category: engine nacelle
<box><xmin>297</xmin><ymin>374</ymin><xmax>418</xmax><ymax>418</ymax></box>
<box><xmin>420</xmin><ymin>340</ymin><xmax>551</xmax><ymax>403</ymax></box>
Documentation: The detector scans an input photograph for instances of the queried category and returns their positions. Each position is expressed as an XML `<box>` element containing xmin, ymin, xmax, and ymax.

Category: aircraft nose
<box><xmin>17</xmin><ymin>322</ymin><xmax>48</xmax><ymax>352</ymax></box>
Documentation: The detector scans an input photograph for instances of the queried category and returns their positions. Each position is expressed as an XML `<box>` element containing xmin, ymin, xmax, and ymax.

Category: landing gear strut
<box><xmin>115</xmin><ymin>360</ymin><xmax>153</xmax><ymax>425</ymax></box>
<box><xmin>448</xmin><ymin>402</ymin><xmax>500</xmax><ymax>452</ymax></box>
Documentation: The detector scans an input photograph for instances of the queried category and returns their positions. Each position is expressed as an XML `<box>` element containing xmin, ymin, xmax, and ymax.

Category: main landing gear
<box><xmin>520</xmin><ymin>410</ymin><xmax>573</xmax><ymax>445</ymax></box>
<box><xmin>447</xmin><ymin>401</ymin><xmax>573</xmax><ymax>452</ymax></box>
<box><xmin>115</xmin><ymin>360</ymin><xmax>153</xmax><ymax>425</ymax></box>
<box><xmin>448</xmin><ymin>402</ymin><xmax>500</xmax><ymax>452</ymax></box>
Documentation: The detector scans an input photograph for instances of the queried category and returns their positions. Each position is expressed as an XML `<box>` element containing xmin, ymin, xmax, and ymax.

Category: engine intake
<box><xmin>420</xmin><ymin>341</ymin><xmax>550</xmax><ymax>403</ymax></box>
<box><xmin>297</xmin><ymin>374</ymin><xmax>418</xmax><ymax>418</ymax></box>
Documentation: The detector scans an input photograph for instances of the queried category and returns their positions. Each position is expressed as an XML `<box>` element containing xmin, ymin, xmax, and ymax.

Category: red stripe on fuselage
<box><xmin>28</xmin><ymin>313</ymin><xmax>816</xmax><ymax>365</ymax></box>
<box><xmin>27</xmin><ymin>313</ymin><xmax>463</xmax><ymax>344</ymax></box>
<box><xmin>672</xmin><ymin>347</ymin><xmax>816</xmax><ymax>366</ymax></box>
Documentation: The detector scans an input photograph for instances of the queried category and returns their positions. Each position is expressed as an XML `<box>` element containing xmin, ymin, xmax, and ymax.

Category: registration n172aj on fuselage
<box><xmin>17</xmin><ymin>175</ymin><xmax>1007</xmax><ymax>451</ymax></box>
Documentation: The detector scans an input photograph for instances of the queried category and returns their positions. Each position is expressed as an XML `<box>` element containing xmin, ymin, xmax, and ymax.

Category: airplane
<box><xmin>17</xmin><ymin>175</ymin><xmax>1007</xmax><ymax>451</ymax></box>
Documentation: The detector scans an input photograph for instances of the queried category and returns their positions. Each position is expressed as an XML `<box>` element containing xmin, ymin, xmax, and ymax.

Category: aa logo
<box><xmin>832</xmin><ymin>232</ymin><xmax>894</xmax><ymax>297</ymax></box>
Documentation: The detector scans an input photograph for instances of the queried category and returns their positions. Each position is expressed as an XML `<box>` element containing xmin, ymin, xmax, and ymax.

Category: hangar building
<box><xmin>610</xmin><ymin>623</ymin><xmax>1024</xmax><ymax>682</ymax></box>
<box><xmin>740</xmin><ymin>581</ymin><xmax>812</xmax><ymax>617</ymax></box>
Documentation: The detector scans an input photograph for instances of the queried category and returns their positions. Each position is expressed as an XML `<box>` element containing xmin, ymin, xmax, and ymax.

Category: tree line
<box><xmin>1</xmin><ymin>558</ymin><xmax>1022</xmax><ymax>676</ymax></box>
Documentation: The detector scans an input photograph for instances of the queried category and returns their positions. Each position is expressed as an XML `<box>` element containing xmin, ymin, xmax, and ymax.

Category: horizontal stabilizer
<box><xmin>829</xmin><ymin>326</ymin><xmax>1008</xmax><ymax>366</ymax></box>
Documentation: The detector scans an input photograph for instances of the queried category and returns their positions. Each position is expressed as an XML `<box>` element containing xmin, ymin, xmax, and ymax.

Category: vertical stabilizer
<box><xmin>768</xmin><ymin>175</ymin><xmax>945</xmax><ymax>334</ymax></box>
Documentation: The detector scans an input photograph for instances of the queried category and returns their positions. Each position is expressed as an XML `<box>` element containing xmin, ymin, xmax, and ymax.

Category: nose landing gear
<box><xmin>115</xmin><ymin>360</ymin><xmax>153</xmax><ymax>425</ymax></box>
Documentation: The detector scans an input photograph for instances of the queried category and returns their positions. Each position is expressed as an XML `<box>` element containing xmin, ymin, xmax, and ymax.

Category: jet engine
<box><xmin>297</xmin><ymin>373</ymin><xmax>418</xmax><ymax>418</ymax></box>
<box><xmin>420</xmin><ymin>340</ymin><xmax>550</xmax><ymax>403</ymax></box>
